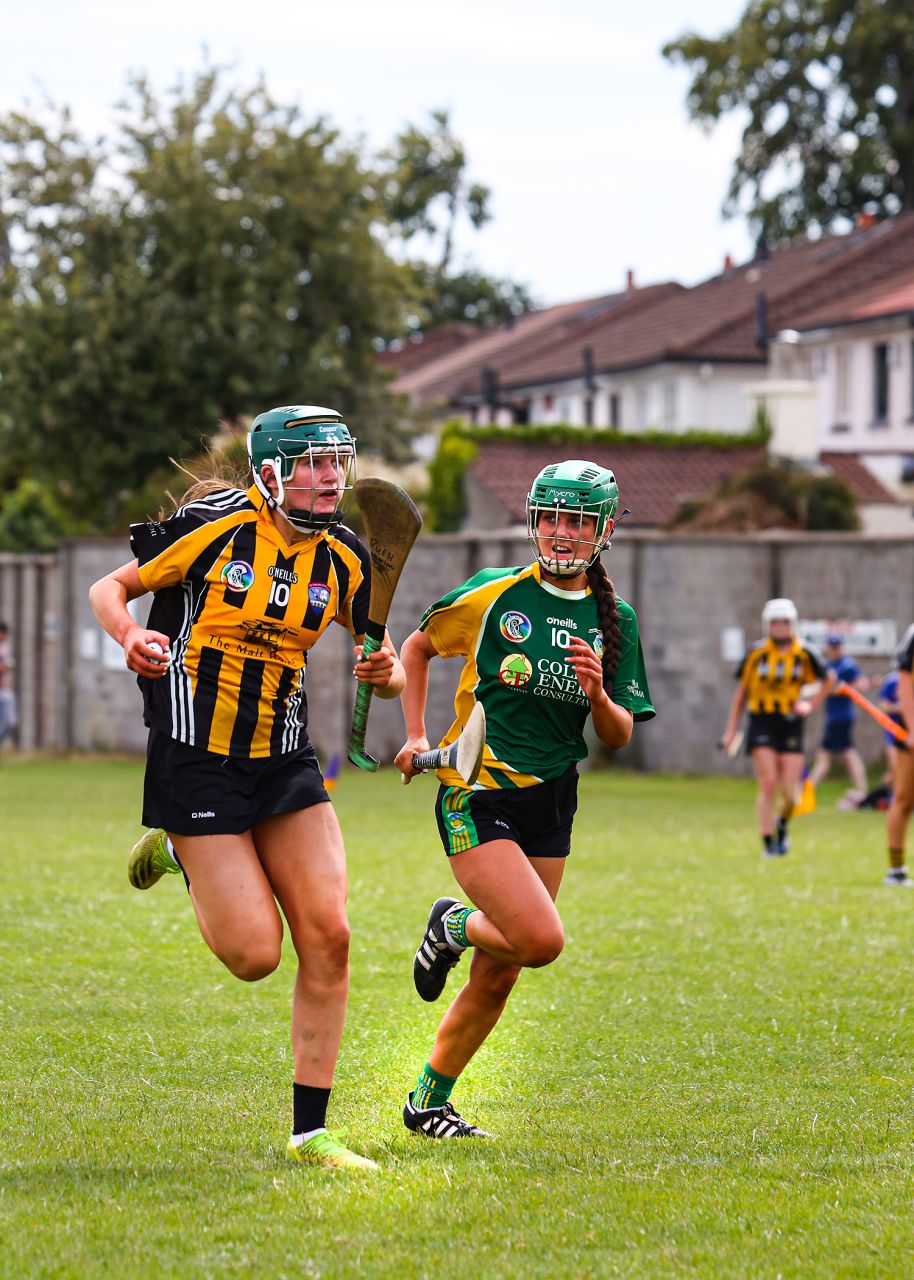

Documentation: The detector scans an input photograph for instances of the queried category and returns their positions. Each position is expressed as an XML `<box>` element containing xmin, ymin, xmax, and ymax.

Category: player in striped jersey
<box><xmin>722</xmin><ymin>598</ymin><xmax>832</xmax><ymax>858</ymax></box>
<box><xmin>394</xmin><ymin>460</ymin><xmax>655</xmax><ymax>1139</ymax></box>
<box><xmin>89</xmin><ymin>405</ymin><xmax>404</xmax><ymax>1171</ymax></box>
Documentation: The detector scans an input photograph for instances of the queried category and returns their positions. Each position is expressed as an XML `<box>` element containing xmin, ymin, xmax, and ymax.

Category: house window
<box><xmin>609</xmin><ymin>392</ymin><xmax>620</xmax><ymax>427</ymax></box>
<box><xmin>873</xmin><ymin>342</ymin><xmax>889</xmax><ymax>424</ymax></box>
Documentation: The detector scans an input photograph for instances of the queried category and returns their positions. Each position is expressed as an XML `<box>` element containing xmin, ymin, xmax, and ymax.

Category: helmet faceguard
<box><xmin>248</xmin><ymin>405</ymin><xmax>356</xmax><ymax>533</ymax></box>
<box><xmin>761</xmin><ymin>597</ymin><xmax>798</xmax><ymax>628</ymax></box>
<box><xmin>526</xmin><ymin>460</ymin><xmax>619</xmax><ymax>578</ymax></box>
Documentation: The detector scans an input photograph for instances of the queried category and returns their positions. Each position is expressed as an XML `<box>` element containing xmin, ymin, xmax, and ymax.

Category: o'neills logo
<box><xmin>498</xmin><ymin>653</ymin><xmax>532</xmax><ymax>688</ymax></box>
<box><xmin>269</xmin><ymin>565</ymin><xmax>299</xmax><ymax>584</ymax></box>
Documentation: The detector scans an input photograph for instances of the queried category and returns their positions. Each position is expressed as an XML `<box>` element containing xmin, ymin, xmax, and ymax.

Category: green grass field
<box><xmin>2</xmin><ymin>758</ymin><xmax>913</xmax><ymax>1278</ymax></box>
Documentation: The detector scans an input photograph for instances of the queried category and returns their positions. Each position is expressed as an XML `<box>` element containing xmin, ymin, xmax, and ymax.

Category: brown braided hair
<box><xmin>585</xmin><ymin>558</ymin><xmax>623</xmax><ymax>691</ymax></box>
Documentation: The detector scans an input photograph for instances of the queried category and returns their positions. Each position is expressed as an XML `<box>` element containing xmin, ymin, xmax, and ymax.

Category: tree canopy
<box><xmin>663</xmin><ymin>0</ymin><xmax>914</xmax><ymax>240</ymax></box>
<box><xmin>0</xmin><ymin>73</ymin><xmax>527</xmax><ymax>530</ymax></box>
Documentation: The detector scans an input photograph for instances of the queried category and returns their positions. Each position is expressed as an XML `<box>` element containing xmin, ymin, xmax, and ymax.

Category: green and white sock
<box><xmin>444</xmin><ymin>906</ymin><xmax>475</xmax><ymax>949</ymax></box>
<box><xmin>413</xmin><ymin>1062</ymin><xmax>458</xmax><ymax>1111</ymax></box>
<box><xmin>163</xmin><ymin>835</ymin><xmax>179</xmax><ymax>867</ymax></box>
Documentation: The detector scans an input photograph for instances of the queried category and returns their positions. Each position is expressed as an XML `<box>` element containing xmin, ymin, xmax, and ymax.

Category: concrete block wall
<box><xmin>7</xmin><ymin>532</ymin><xmax>913</xmax><ymax>778</ymax></box>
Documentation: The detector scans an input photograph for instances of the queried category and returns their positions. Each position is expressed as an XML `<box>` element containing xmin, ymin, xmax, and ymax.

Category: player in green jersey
<box><xmin>394</xmin><ymin>459</ymin><xmax>655</xmax><ymax>1139</ymax></box>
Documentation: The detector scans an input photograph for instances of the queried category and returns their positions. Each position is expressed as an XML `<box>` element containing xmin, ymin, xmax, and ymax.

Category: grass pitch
<box><xmin>2</xmin><ymin>758</ymin><xmax>913</xmax><ymax>1278</ymax></box>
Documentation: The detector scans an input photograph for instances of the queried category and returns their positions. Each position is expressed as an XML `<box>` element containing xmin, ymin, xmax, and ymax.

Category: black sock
<box><xmin>763</xmin><ymin>833</ymin><xmax>776</xmax><ymax>854</ymax></box>
<box><xmin>777</xmin><ymin>817</ymin><xmax>788</xmax><ymax>841</ymax></box>
<box><xmin>293</xmin><ymin>1083</ymin><xmax>331</xmax><ymax>1136</ymax></box>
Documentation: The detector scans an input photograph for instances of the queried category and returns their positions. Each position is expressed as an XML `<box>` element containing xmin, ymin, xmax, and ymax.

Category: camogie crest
<box><xmin>221</xmin><ymin>560</ymin><xmax>255</xmax><ymax>592</ymax></box>
<box><xmin>499</xmin><ymin>611</ymin><xmax>532</xmax><ymax>643</ymax></box>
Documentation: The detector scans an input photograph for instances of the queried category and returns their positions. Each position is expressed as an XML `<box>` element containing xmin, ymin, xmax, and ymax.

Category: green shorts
<box><xmin>434</xmin><ymin>771</ymin><xmax>578</xmax><ymax>858</ymax></box>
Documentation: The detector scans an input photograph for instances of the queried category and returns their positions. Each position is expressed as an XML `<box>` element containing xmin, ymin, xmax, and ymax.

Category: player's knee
<box><xmin>303</xmin><ymin>914</ymin><xmax>351</xmax><ymax>979</ymax></box>
<box><xmin>221</xmin><ymin>941</ymin><xmax>281</xmax><ymax>982</ymax></box>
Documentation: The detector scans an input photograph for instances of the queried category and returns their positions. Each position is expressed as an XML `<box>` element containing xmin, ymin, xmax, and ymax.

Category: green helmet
<box><xmin>526</xmin><ymin>459</ymin><xmax>619</xmax><ymax>576</ymax></box>
<box><xmin>248</xmin><ymin>405</ymin><xmax>356</xmax><ymax>532</ymax></box>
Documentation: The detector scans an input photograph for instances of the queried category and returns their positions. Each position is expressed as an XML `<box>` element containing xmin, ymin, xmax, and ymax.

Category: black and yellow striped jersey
<box><xmin>736</xmin><ymin>636</ymin><xmax>826</xmax><ymax>715</ymax></box>
<box><xmin>130</xmin><ymin>485</ymin><xmax>370</xmax><ymax>758</ymax></box>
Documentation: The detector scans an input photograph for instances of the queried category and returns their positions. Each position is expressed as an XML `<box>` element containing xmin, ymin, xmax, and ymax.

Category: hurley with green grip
<box><xmin>347</xmin><ymin>478</ymin><xmax>423</xmax><ymax>771</ymax></box>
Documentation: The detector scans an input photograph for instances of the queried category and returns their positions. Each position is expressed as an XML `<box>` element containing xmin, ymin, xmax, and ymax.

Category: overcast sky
<box><xmin>3</xmin><ymin>0</ymin><xmax>756</xmax><ymax>306</ymax></box>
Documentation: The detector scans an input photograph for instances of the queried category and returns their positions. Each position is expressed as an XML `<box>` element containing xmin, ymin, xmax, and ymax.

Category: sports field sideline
<box><xmin>2</xmin><ymin>757</ymin><xmax>913</xmax><ymax>1278</ymax></box>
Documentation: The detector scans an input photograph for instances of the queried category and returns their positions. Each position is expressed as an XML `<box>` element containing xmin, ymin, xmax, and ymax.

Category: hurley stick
<box><xmin>347</xmin><ymin>478</ymin><xmax>423</xmax><ymax>771</ymax></box>
<box><xmin>403</xmin><ymin>703</ymin><xmax>487</xmax><ymax>786</ymax></box>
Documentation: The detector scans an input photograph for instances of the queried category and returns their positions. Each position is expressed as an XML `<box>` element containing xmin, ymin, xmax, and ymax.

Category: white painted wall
<box><xmin>771</xmin><ymin>319</ymin><xmax>914</xmax><ymax>457</ymax></box>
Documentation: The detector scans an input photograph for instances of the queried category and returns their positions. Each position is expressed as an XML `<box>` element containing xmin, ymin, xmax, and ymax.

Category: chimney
<box><xmin>723</xmin><ymin>253</ymin><xmax>733</xmax><ymax>272</ymax></box>
<box><xmin>855</xmin><ymin>211</ymin><xmax>877</xmax><ymax>230</ymax></box>
<box><xmin>626</xmin><ymin>269</ymin><xmax>635</xmax><ymax>291</ymax></box>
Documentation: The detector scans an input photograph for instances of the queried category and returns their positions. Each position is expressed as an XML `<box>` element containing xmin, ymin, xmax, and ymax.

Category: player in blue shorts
<box><xmin>809</xmin><ymin>632</ymin><xmax>868</xmax><ymax>800</ymax></box>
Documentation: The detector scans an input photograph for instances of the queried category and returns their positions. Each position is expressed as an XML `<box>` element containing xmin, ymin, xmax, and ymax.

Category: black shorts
<box><xmin>746</xmin><ymin>712</ymin><xmax>805</xmax><ymax>755</ymax></box>
<box><xmin>822</xmin><ymin>721</ymin><xmax>854</xmax><ymax>753</ymax></box>
<box><xmin>142</xmin><ymin>727</ymin><xmax>329</xmax><ymax>836</ymax></box>
<box><xmin>435</xmin><ymin>771</ymin><xmax>578</xmax><ymax>859</ymax></box>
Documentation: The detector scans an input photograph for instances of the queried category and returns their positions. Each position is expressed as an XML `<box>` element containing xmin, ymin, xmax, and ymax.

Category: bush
<box><xmin>0</xmin><ymin>478</ymin><xmax>78</xmax><ymax>552</ymax></box>
<box><xmin>424</xmin><ymin>422</ymin><xmax>479</xmax><ymax>531</ymax></box>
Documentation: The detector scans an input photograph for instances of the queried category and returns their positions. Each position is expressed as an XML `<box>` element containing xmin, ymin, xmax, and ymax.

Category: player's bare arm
<box><xmin>88</xmin><ymin>559</ymin><xmax>171</xmax><ymax>678</ymax></box>
<box><xmin>722</xmin><ymin>682</ymin><xmax>747</xmax><ymax>751</ymax></box>
<box><xmin>394</xmin><ymin>629</ymin><xmax>437</xmax><ymax>779</ymax></box>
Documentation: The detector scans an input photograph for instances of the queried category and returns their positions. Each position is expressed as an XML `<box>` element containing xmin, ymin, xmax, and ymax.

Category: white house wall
<box><xmin>773</xmin><ymin>319</ymin><xmax>914</xmax><ymax>455</ymax></box>
<box><xmin>515</xmin><ymin>364</ymin><xmax>760</xmax><ymax>433</ymax></box>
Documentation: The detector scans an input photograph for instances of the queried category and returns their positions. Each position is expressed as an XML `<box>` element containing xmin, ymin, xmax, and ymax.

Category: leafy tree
<box><xmin>379</xmin><ymin>110</ymin><xmax>535</xmax><ymax>331</ymax></box>
<box><xmin>0</xmin><ymin>478</ymin><xmax>78</xmax><ymax>551</ymax></box>
<box><xmin>0</xmin><ymin>68</ymin><xmax>420</xmax><ymax>526</ymax></box>
<box><xmin>663</xmin><ymin>0</ymin><xmax>914</xmax><ymax>239</ymax></box>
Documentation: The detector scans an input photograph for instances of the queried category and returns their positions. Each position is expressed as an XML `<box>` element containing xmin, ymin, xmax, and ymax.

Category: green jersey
<box><xmin>419</xmin><ymin>561</ymin><xmax>654</xmax><ymax>789</ymax></box>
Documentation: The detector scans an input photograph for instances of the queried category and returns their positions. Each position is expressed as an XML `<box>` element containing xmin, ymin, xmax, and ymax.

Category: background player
<box><xmin>394</xmin><ymin>460</ymin><xmax>654</xmax><ymax>1139</ymax></box>
<box><xmin>809</xmin><ymin>631</ymin><xmax>868</xmax><ymax>802</ymax></box>
<box><xmin>722</xmin><ymin>598</ymin><xmax>833</xmax><ymax>857</ymax></box>
<box><xmin>884</xmin><ymin>625</ymin><xmax>914</xmax><ymax>886</ymax></box>
<box><xmin>89</xmin><ymin>405</ymin><xmax>404</xmax><ymax>1171</ymax></box>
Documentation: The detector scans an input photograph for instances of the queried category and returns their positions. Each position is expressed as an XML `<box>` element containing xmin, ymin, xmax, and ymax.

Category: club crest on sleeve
<box><xmin>499</xmin><ymin>611</ymin><xmax>532</xmax><ymax>643</ymax></box>
<box><xmin>220</xmin><ymin>560</ymin><xmax>255</xmax><ymax>591</ymax></box>
<box><xmin>308</xmin><ymin>582</ymin><xmax>331</xmax><ymax>610</ymax></box>
<box><xmin>498</xmin><ymin>653</ymin><xmax>533</xmax><ymax>688</ymax></box>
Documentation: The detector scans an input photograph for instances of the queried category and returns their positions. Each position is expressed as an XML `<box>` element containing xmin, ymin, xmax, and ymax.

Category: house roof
<box><xmin>378</xmin><ymin>323</ymin><xmax>486</xmax><ymax>375</ymax></box>
<box><xmin>819</xmin><ymin>453</ymin><xmax>900</xmax><ymax>504</ymax></box>
<box><xmin>397</xmin><ymin>213</ymin><xmax>914</xmax><ymax>407</ymax></box>
<box><xmin>468</xmin><ymin>442</ymin><xmax>900</xmax><ymax>528</ymax></box>
<box><xmin>785</xmin><ymin>262</ymin><xmax>914</xmax><ymax>332</ymax></box>
<box><xmin>394</xmin><ymin>288</ymin><xmax>668</xmax><ymax>404</ymax></box>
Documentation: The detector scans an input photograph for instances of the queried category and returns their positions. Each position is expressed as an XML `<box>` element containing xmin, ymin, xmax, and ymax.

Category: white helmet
<box><xmin>762</xmin><ymin>597</ymin><xmax>798</xmax><ymax>625</ymax></box>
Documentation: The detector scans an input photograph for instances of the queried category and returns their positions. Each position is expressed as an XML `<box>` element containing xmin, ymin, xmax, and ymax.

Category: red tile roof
<box><xmin>469</xmin><ymin>442</ymin><xmax>900</xmax><ymax>528</ymax></box>
<box><xmin>397</xmin><ymin>214</ymin><xmax>914</xmax><ymax>407</ymax></box>
<box><xmin>468</xmin><ymin>441</ymin><xmax>767</xmax><ymax>527</ymax></box>
<box><xmin>819</xmin><ymin>453</ymin><xmax>899</xmax><ymax>504</ymax></box>
<box><xmin>787</xmin><ymin>264</ymin><xmax>914</xmax><ymax>330</ymax></box>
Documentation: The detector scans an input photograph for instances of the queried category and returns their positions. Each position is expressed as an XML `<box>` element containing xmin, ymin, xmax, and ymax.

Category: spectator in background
<box><xmin>809</xmin><ymin>632</ymin><xmax>868</xmax><ymax>802</ymax></box>
<box><xmin>0</xmin><ymin>621</ymin><xmax>17</xmax><ymax>748</ymax></box>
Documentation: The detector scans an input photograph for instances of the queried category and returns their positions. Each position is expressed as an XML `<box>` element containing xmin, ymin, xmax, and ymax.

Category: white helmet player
<box><xmin>761</xmin><ymin>597</ymin><xmax>798</xmax><ymax>626</ymax></box>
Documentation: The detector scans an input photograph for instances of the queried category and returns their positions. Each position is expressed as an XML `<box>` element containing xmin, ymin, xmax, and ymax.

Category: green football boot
<box><xmin>286</xmin><ymin>1129</ymin><xmax>379</xmax><ymax>1172</ymax></box>
<box><xmin>128</xmin><ymin>829</ymin><xmax>181</xmax><ymax>891</ymax></box>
